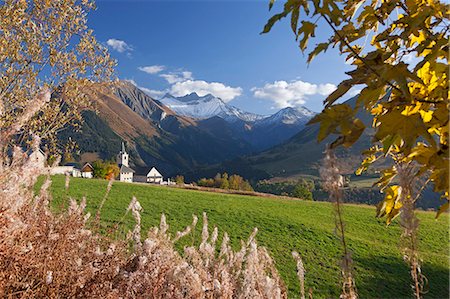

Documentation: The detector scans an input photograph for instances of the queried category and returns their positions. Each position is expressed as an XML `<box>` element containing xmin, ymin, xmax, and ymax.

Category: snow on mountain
<box><xmin>255</xmin><ymin>106</ymin><xmax>315</xmax><ymax>127</ymax></box>
<box><xmin>160</xmin><ymin>93</ymin><xmax>265</xmax><ymax>122</ymax></box>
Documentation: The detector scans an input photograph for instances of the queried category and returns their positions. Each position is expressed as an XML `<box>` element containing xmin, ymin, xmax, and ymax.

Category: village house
<box><xmin>80</xmin><ymin>163</ymin><xmax>94</xmax><ymax>178</ymax></box>
<box><xmin>29</xmin><ymin>149</ymin><xmax>46</xmax><ymax>168</ymax></box>
<box><xmin>117</xmin><ymin>142</ymin><xmax>134</xmax><ymax>182</ymax></box>
<box><xmin>147</xmin><ymin>167</ymin><xmax>163</xmax><ymax>184</ymax></box>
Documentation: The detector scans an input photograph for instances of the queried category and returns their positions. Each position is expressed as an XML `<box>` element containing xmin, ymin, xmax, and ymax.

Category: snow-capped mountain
<box><xmin>160</xmin><ymin>93</ymin><xmax>265</xmax><ymax>122</ymax></box>
<box><xmin>254</xmin><ymin>106</ymin><xmax>315</xmax><ymax>127</ymax></box>
<box><xmin>158</xmin><ymin>92</ymin><xmax>316</xmax><ymax>150</ymax></box>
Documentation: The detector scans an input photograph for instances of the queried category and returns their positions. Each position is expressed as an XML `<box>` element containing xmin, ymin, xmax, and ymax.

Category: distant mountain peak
<box><xmin>255</xmin><ymin>106</ymin><xmax>315</xmax><ymax>126</ymax></box>
<box><xmin>162</xmin><ymin>92</ymin><xmax>175</xmax><ymax>99</ymax></box>
<box><xmin>160</xmin><ymin>93</ymin><xmax>264</xmax><ymax>122</ymax></box>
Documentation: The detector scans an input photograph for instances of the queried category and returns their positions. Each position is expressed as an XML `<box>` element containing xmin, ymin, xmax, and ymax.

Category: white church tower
<box><xmin>117</xmin><ymin>142</ymin><xmax>129</xmax><ymax>167</ymax></box>
<box><xmin>117</xmin><ymin>142</ymin><xmax>134</xmax><ymax>182</ymax></box>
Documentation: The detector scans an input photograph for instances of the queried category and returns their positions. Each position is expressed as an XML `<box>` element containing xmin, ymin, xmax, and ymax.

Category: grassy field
<box><xmin>38</xmin><ymin>176</ymin><xmax>449</xmax><ymax>298</ymax></box>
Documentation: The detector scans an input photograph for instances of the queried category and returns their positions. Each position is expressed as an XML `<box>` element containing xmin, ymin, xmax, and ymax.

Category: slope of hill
<box><xmin>44</xmin><ymin>176</ymin><xmax>450</xmax><ymax>299</ymax></box>
<box><xmin>247</xmin><ymin>96</ymin><xmax>371</xmax><ymax>177</ymax></box>
<box><xmin>58</xmin><ymin>82</ymin><xmax>255</xmax><ymax>174</ymax></box>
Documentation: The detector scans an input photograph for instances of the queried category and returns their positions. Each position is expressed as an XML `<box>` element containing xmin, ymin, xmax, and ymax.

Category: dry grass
<box><xmin>0</xmin><ymin>147</ymin><xmax>288</xmax><ymax>299</ymax></box>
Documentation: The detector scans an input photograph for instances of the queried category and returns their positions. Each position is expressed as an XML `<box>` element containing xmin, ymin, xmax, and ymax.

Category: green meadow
<box><xmin>38</xmin><ymin>176</ymin><xmax>449</xmax><ymax>298</ymax></box>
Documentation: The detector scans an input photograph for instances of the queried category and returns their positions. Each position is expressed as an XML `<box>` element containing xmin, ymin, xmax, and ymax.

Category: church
<box><xmin>117</xmin><ymin>142</ymin><xmax>135</xmax><ymax>182</ymax></box>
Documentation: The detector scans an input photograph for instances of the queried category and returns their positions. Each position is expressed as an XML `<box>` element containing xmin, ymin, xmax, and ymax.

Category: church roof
<box><xmin>119</xmin><ymin>164</ymin><xmax>135</xmax><ymax>173</ymax></box>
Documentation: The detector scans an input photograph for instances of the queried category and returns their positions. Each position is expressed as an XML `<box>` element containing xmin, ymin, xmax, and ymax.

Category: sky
<box><xmin>89</xmin><ymin>0</ymin><xmax>360</xmax><ymax>114</ymax></box>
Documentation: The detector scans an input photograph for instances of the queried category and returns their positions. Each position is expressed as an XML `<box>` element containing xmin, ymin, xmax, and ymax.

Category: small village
<box><xmin>30</xmin><ymin>142</ymin><xmax>171</xmax><ymax>185</ymax></box>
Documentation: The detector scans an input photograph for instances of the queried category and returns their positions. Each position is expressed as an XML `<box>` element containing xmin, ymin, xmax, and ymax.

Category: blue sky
<box><xmin>90</xmin><ymin>0</ymin><xmax>359</xmax><ymax>114</ymax></box>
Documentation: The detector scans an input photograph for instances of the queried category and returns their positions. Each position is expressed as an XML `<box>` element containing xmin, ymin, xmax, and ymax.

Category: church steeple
<box><xmin>117</xmin><ymin>142</ymin><xmax>129</xmax><ymax>167</ymax></box>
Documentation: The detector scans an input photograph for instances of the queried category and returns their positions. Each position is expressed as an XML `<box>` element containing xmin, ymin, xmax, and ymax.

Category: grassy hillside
<box><xmin>41</xmin><ymin>176</ymin><xmax>449</xmax><ymax>298</ymax></box>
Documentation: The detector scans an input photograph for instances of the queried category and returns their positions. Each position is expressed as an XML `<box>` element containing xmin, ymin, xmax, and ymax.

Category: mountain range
<box><xmin>58</xmin><ymin>82</ymin><xmax>442</xmax><ymax>209</ymax></box>
<box><xmin>182</xmin><ymin>95</ymin><xmax>372</xmax><ymax>182</ymax></box>
<box><xmin>159</xmin><ymin>93</ymin><xmax>265</xmax><ymax>122</ymax></box>
<box><xmin>160</xmin><ymin>91</ymin><xmax>315</xmax><ymax>150</ymax></box>
<box><xmin>59</xmin><ymin>81</ymin><xmax>315</xmax><ymax>175</ymax></box>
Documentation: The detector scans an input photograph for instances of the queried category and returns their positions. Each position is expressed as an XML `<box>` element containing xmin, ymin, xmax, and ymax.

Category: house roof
<box><xmin>119</xmin><ymin>164</ymin><xmax>135</xmax><ymax>173</ymax></box>
<box><xmin>81</xmin><ymin>163</ymin><xmax>94</xmax><ymax>172</ymax></box>
<box><xmin>28</xmin><ymin>148</ymin><xmax>45</xmax><ymax>158</ymax></box>
<box><xmin>146</xmin><ymin>167</ymin><xmax>162</xmax><ymax>177</ymax></box>
<box><xmin>64</xmin><ymin>162</ymin><xmax>80</xmax><ymax>168</ymax></box>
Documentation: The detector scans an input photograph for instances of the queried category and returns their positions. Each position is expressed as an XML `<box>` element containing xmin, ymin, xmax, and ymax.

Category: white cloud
<box><xmin>138</xmin><ymin>65</ymin><xmax>165</xmax><ymax>75</ymax></box>
<box><xmin>349</xmin><ymin>88</ymin><xmax>362</xmax><ymax>96</ymax></box>
<box><xmin>170</xmin><ymin>80</ymin><xmax>242</xmax><ymax>102</ymax></box>
<box><xmin>160</xmin><ymin>71</ymin><xmax>193</xmax><ymax>84</ymax></box>
<box><xmin>251</xmin><ymin>80</ymin><xmax>337</xmax><ymax>108</ymax></box>
<box><xmin>125</xmin><ymin>79</ymin><xmax>166</xmax><ymax>99</ymax></box>
<box><xmin>106</xmin><ymin>38</ymin><xmax>133</xmax><ymax>53</ymax></box>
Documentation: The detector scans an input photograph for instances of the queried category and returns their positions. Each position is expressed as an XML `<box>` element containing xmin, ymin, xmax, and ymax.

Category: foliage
<box><xmin>198</xmin><ymin>173</ymin><xmax>254</xmax><ymax>192</ymax></box>
<box><xmin>220</xmin><ymin>172</ymin><xmax>230</xmax><ymax>189</ymax></box>
<box><xmin>174</xmin><ymin>175</ymin><xmax>185</xmax><ymax>185</ymax></box>
<box><xmin>255</xmin><ymin>179</ymin><xmax>314</xmax><ymax>200</ymax></box>
<box><xmin>262</xmin><ymin>0</ymin><xmax>449</xmax><ymax>220</ymax></box>
<box><xmin>92</xmin><ymin>160</ymin><xmax>119</xmax><ymax>180</ymax></box>
<box><xmin>263</xmin><ymin>2</ymin><xmax>449</xmax><ymax>296</ymax></box>
<box><xmin>292</xmin><ymin>184</ymin><xmax>313</xmax><ymax>201</ymax></box>
<box><xmin>0</xmin><ymin>0</ymin><xmax>116</xmax><ymax>154</ymax></box>
<box><xmin>42</xmin><ymin>175</ymin><xmax>450</xmax><ymax>298</ymax></box>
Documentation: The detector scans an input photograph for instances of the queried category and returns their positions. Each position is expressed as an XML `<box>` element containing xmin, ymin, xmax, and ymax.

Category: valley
<box><xmin>59</xmin><ymin>83</ymin><xmax>444</xmax><ymax>210</ymax></box>
<box><xmin>60</xmin><ymin>81</ymin><xmax>316</xmax><ymax>176</ymax></box>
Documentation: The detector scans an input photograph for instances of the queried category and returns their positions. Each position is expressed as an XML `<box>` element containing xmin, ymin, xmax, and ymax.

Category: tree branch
<box><xmin>321</xmin><ymin>14</ymin><xmax>404</xmax><ymax>95</ymax></box>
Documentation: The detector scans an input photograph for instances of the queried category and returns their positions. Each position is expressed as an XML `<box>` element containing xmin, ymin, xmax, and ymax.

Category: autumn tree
<box><xmin>228</xmin><ymin>174</ymin><xmax>240</xmax><ymax>190</ymax></box>
<box><xmin>0</xmin><ymin>0</ymin><xmax>115</xmax><ymax>157</ymax></box>
<box><xmin>263</xmin><ymin>0</ymin><xmax>448</xmax><ymax>297</ymax></box>
<box><xmin>220</xmin><ymin>172</ymin><xmax>230</xmax><ymax>189</ymax></box>
<box><xmin>174</xmin><ymin>175</ymin><xmax>185</xmax><ymax>185</ymax></box>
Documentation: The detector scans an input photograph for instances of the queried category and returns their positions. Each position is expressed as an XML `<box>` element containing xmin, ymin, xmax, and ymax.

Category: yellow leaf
<box><xmin>401</xmin><ymin>104</ymin><xmax>421</xmax><ymax>116</ymax></box>
<box><xmin>419</xmin><ymin>110</ymin><xmax>433</xmax><ymax>122</ymax></box>
<box><xmin>436</xmin><ymin>201</ymin><xmax>449</xmax><ymax>219</ymax></box>
<box><xmin>324</xmin><ymin>80</ymin><xmax>353</xmax><ymax>107</ymax></box>
<box><xmin>409</xmin><ymin>31</ymin><xmax>426</xmax><ymax>47</ymax></box>
<box><xmin>371</xmin><ymin>104</ymin><xmax>383</xmax><ymax>115</ymax></box>
<box><xmin>297</xmin><ymin>21</ymin><xmax>316</xmax><ymax>51</ymax></box>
